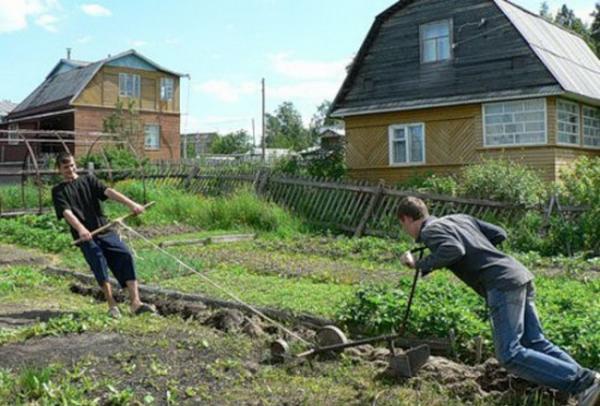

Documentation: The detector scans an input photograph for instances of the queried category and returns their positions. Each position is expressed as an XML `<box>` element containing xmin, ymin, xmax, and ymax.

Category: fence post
<box><xmin>183</xmin><ymin>164</ymin><xmax>200</xmax><ymax>191</ymax></box>
<box><xmin>354</xmin><ymin>179</ymin><xmax>385</xmax><ymax>238</ymax></box>
<box><xmin>87</xmin><ymin>161</ymin><xmax>95</xmax><ymax>176</ymax></box>
<box><xmin>255</xmin><ymin>170</ymin><xmax>270</xmax><ymax>197</ymax></box>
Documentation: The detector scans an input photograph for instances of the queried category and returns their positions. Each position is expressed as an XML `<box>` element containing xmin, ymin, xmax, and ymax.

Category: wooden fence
<box><xmin>0</xmin><ymin>165</ymin><xmax>586</xmax><ymax>240</ymax></box>
<box><xmin>118</xmin><ymin>166</ymin><xmax>527</xmax><ymax>238</ymax></box>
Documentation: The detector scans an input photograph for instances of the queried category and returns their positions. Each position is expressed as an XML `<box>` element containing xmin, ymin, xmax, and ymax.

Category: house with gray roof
<box><xmin>0</xmin><ymin>100</ymin><xmax>17</xmax><ymax>124</ymax></box>
<box><xmin>3</xmin><ymin>49</ymin><xmax>184</xmax><ymax>163</ymax></box>
<box><xmin>330</xmin><ymin>0</ymin><xmax>600</xmax><ymax>182</ymax></box>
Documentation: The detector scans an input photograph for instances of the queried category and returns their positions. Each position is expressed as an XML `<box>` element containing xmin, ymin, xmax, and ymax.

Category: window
<box><xmin>420</xmin><ymin>20</ymin><xmax>452</xmax><ymax>63</ymax></box>
<box><xmin>557</xmin><ymin>99</ymin><xmax>580</xmax><ymax>145</ymax></box>
<box><xmin>119</xmin><ymin>73</ymin><xmax>141</xmax><ymax>98</ymax></box>
<box><xmin>483</xmin><ymin>98</ymin><xmax>546</xmax><ymax>146</ymax></box>
<box><xmin>583</xmin><ymin>105</ymin><xmax>600</xmax><ymax>148</ymax></box>
<box><xmin>389</xmin><ymin>123</ymin><xmax>425</xmax><ymax>165</ymax></box>
<box><xmin>144</xmin><ymin>124</ymin><xmax>160</xmax><ymax>150</ymax></box>
<box><xmin>7</xmin><ymin>124</ymin><xmax>19</xmax><ymax>145</ymax></box>
<box><xmin>160</xmin><ymin>77</ymin><xmax>174</xmax><ymax>101</ymax></box>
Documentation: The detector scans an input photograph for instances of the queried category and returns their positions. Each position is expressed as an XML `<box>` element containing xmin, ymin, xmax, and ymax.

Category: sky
<box><xmin>0</xmin><ymin>0</ymin><xmax>597</xmax><ymax>143</ymax></box>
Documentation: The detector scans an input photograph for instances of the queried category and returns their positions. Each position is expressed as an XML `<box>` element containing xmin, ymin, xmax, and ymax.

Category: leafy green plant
<box><xmin>459</xmin><ymin>159</ymin><xmax>547</xmax><ymax>207</ymax></box>
<box><xmin>0</xmin><ymin>214</ymin><xmax>72</xmax><ymax>253</ymax></box>
<box><xmin>559</xmin><ymin>156</ymin><xmax>600</xmax><ymax>254</ymax></box>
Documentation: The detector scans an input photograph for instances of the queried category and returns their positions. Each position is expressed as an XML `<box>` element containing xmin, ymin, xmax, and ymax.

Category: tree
<box><xmin>539</xmin><ymin>1</ymin><xmax>552</xmax><ymax>20</ymax></box>
<box><xmin>553</xmin><ymin>4</ymin><xmax>596</xmax><ymax>55</ymax></box>
<box><xmin>591</xmin><ymin>3</ymin><xmax>600</xmax><ymax>43</ymax></box>
<box><xmin>210</xmin><ymin>130</ymin><xmax>252</xmax><ymax>154</ymax></box>
<box><xmin>309</xmin><ymin>100</ymin><xmax>343</xmax><ymax>130</ymax></box>
<box><xmin>265</xmin><ymin>102</ymin><xmax>313</xmax><ymax>151</ymax></box>
<box><xmin>102</xmin><ymin>99</ymin><xmax>143</xmax><ymax>149</ymax></box>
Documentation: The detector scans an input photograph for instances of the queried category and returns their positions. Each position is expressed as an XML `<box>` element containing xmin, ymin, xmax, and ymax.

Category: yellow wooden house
<box><xmin>330</xmin><ymin>0</ymin><xmax>600</xmax><ymax>182</ymax></box>
<box><xmin>4</xmin><ymin>49</ymin><xmax>183</xmax><ymax>162</ymax></box>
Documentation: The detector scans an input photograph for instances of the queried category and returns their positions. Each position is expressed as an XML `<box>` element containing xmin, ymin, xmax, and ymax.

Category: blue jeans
<box><xmin>79</xmin><ymin>232</ymin><xmax>137</xmax><ymax>288</ymax></box>
<box><xmin>487</xmin><ymin>282</ymin><xmax>595</xmax><ymax>394</ymax></box>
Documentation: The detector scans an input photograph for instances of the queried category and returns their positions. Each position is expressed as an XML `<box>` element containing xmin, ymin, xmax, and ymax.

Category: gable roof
<box><xmin>331</xmin><ymin>0</ymin><xmax>600</xmax><ymax>117</ymax></box>
<box><xmin>8</xmin><ymin>49</ymin><xmax>184</xmax><ymax>120</ymax></box>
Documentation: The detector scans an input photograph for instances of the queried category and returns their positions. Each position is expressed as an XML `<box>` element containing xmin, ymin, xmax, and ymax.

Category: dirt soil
<box><xmin>0</xmin><ymin>244</ymin><xmax>49</xmax><ymax>267</ymax></box>
<box><xmin>66</xmin><ymin>282</ymin><xmax>573</xmax><ymax>405</ymax></box>
<box><xmin>133</xmin><ymin>224</ymin><xmax>198</xmax><ymax>239</ymax></box>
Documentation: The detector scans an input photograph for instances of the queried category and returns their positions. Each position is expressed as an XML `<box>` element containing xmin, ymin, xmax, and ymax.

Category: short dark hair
<box><xmin>55</xmin><ymin>152</ymin><xmax>74</xmax><ymax>168</ymax></box>
<box><xmin>396</xmin><ymin>196</ymin><xmax>429</xmax><ymax>220</ymax></box>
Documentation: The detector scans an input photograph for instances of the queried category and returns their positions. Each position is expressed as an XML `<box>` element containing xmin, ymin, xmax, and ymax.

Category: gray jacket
<box><xmin>416</xmin><ymin>214</ymin><xmax>533</xmax><ymax>297</ymax></box>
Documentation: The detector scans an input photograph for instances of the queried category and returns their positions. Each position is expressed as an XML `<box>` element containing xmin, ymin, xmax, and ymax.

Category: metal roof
<box><xmin>494</xmin><ymin>0</ymin><xmax>600</xmax><ymax>102</ymax></box>
<box><xmin>0</xmin><ymin>100</ymin><xmax>17</xmax><ymax>117</ymax></box>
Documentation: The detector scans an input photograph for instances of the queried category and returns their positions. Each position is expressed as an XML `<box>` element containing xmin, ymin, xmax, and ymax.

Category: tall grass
<box><xmin>107</xmin><ymin>180</ymin><xmax>303</xmax><ymax>237</ymax></box>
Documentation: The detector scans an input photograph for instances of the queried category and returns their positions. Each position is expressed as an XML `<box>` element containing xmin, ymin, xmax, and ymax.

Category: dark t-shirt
<box><xmin>52</xmin><ymin>175</ymin><xmax>109</xmax><ymax>240</ymax></box>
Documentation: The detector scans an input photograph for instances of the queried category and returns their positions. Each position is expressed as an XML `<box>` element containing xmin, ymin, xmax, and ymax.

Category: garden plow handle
<box><xmin>295</xmin><ymin>246</ymin><xmax>426</xmax><ymax>359</ymax></box>
<box><xmin>71</xmin><ymin>201</ymin><xmax>155</xmax><ymax>245</ymax></box>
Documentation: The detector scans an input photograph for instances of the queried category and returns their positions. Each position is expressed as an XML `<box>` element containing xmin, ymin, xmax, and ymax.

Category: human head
<box><xmin>56</xmin><ymin>152</ymin><xmax>77</xmax><ymax>181</ymax></box>
<box><xmin>396</xmin><ymin>196</ymin><xmax>429</xmax><ymax>239</ymax></box>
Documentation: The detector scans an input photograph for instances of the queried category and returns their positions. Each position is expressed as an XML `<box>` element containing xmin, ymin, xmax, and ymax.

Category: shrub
<box><xmin>459</xmin><ymin>159</ymin><xmax>547</xmax><ymax>206</ymax></box>
<box><xmin>559</xmin><ymin>157</ymin><xmax>600</xmax><ymax>254</ymax></box>
<box><xmin>305</xmin><ymin>146</ymin><xmax>347</xmax><ymax>180</ymax></box>
<box><xmin>78</xmin><ymin>147</ymin><xmax>146</xmax><ymax>172</ymax></box>
<box><xmin>420</xmin><ymin>174</ymin><xmax>458</xmax><ymax>196</ymax></box>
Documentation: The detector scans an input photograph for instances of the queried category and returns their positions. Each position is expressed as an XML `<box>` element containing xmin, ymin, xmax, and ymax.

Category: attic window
<box><xmin>119</xmin><ymin>73</ymin><xmax>141</xmax><ymax>98</ymax></box>
<box><xmin>420</xmin><ymin>20</ymin><xmax>452</xmax><ymax>63</ymax></box>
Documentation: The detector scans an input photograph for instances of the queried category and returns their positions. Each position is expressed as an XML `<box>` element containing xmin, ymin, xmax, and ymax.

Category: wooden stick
<box><xmin>71</xmin><ymin>201</ymin><xmax>155</xmax><ymax>245</ymax></box>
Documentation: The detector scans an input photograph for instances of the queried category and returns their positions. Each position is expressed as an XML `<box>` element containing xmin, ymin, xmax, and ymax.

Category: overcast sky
<box><xmin>0</xmin><ymin>0</ymin><xmax>596</xmax><ymax>141</ymax></box>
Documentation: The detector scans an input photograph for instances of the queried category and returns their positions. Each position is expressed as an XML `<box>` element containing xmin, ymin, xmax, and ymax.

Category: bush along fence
<box><xmin>0</xmin><ymin>164</ymin><xmax>586</xmax><ymax>240</ymax></box>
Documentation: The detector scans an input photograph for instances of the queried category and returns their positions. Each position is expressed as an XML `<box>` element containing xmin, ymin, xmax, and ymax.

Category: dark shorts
<box><xmin>79</xmin><ymin>232</ymin><xmax>136</xmax><ymax>288</ymax></box>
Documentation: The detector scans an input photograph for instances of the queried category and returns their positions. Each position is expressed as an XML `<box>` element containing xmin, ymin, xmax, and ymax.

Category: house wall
<box><xmin>73</xmin><ymin>66</ymin><xmax>180</xmax><ymax>113</ymax></box>
<box><xmin>73</xmin><ymin>106</ymin><xmax>180</xmax><ymax>161</ymax></box>
<box><xmin>344</xmin><ymin>98</ymin><xmax>599</xmax><ymax>184</ymax></box>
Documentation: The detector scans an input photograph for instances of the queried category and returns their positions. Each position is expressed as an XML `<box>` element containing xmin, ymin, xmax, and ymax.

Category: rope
<box><xmin>115</xmin><ymin>220</ymin><xmax>312</xmax><ymax>346</ymax></box>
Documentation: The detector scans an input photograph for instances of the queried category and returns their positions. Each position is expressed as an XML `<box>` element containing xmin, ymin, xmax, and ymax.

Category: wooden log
<box><xmin>158</xmin><ymin>233</ymin><xmax>256</xmax><ymax>248</ymax></box>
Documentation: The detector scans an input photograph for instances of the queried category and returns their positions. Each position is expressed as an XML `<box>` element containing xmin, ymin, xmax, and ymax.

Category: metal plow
<box><xmin>270</xmin><ymin>247</ymin><xmax>431</xmax><ymax>378</ymax></box>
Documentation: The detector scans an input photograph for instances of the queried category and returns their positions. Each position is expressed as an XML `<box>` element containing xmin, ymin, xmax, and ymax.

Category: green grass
<box><xmin>0</xmin><ymin>181</ymin><xmax>52</xmax><ymax>211</ymax></box>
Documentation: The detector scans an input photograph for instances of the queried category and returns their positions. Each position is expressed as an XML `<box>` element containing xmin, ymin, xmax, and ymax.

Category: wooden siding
<box><xmin>334</xmin><ymin>0</ymin><xmax>558</xmax><ymax>112</ymax></box>
<box><xmin>346</xmin><ymin>103</ymin><xmax>481</xmax><ymax>170</ymax></box>
<box><xmin>74</xmin><ymin>66</ymin><xmax>180</xmax><ymax>113</ymax></box>
<box><xmin>344</xmin><ymin>100</ymin><xmax>600</xmax><ymax>183</ymax></box>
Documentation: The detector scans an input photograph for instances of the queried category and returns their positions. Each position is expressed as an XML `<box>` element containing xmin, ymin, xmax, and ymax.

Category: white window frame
<box><xmin>556</xmin><ymin>99</ymin><xmax>580</xmax><ymax>146</ymax></box>
<box><xmin>420</xmin><ymin>19</ymin><xmax>453</xmax><ymax>64</ymax></box>
<box><xmin>582</xmin><ymin>105</ymin><xmax>600</xmax><ymax>149</ymax></box>
<box><xmin>7</xmin><ymin>124</ymin><xmax>19</xmax><ymax>145</ymax></box>
<box><xmin>144</xmin><ymin>124</ymin><xmax>160</xmax><ymax>150</ymax></box>
<box><xmin>119</xmin><ymin>73</ymin><xmax>141</xmax><ymax>98</ymax></box>
<box><xmin>482</xmin><ymin>98</ymin><xmax>548</xmax><ymax>147</ymax></box>
<box><xmin>388</xmin><ymin>123</ymin><xmax>426</xmax><ymax>166</ymax></box>
<box><xmin>160</xmin><ymin>77</ymin><xmax>174</xmax><ymax>101</ymax></box>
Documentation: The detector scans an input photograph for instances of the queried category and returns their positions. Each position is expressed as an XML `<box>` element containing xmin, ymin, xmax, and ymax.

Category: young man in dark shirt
<box><xmin>52</xmin><ymin>152</ymin><xmax>155</xmax><ymax>318</ymax></box>
<box><xmin>396</xmin><ymin>196</ymin><xmax>599</xmax><ymax>406</ymax></box>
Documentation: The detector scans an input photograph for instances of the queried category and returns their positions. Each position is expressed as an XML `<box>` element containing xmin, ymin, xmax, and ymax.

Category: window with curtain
<box><xmin>389</xmin><ymin>123</ymin><xmax>425</xmax><ymax>165</ymax></box>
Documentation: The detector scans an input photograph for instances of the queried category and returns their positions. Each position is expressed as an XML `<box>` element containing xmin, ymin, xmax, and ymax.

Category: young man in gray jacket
<box><xmin>397</xmin><ymin>196</ymin><xmax>599</xmax><ymax>406</ymax></box>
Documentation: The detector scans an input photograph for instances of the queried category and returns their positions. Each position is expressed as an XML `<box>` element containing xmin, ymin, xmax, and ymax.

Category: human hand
<box><xmin>130</xmin><ymin>203</ymin><xmax>145</xmax><ymax>215</ymax></box>
<box><xmin>78</xmin><ymin>228</ymin><xmax>92</xmax><ymax>242</ymax></box>
<box><xmin>400</xmin><ymin>251</ymin><xmax>415</xmax><ymax>268</ymax></box>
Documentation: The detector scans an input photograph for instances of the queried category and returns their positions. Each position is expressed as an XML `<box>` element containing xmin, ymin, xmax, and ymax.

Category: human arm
<box><xmin>104</xmin><ymin>188</ymin><xmax>144</xmax><ymax>215</ymax></box>
<box><xmin>415</xmin><ymin>224</ymin><xmax>466</xmax><ymax>276</ymax></box>
<box><xmin>63</xmin><ymin>209</ymin><xmax>92</xmax><ymax>242</ymax></box>
<box><xmin>474</xmin><ymin>218</ymin><xmax>507</xmax><ymax>247</ymax></box>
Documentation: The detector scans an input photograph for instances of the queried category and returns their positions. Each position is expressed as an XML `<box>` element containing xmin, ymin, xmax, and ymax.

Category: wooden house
<box><xmin>3</xmin><ymin>49</ymin><xmax>183</xmax><ymax>163</ymax></box>
<box><xmin>330</xmin><ymin>0</ymin><xmax>600</xmax><ymax>182</ymax></box>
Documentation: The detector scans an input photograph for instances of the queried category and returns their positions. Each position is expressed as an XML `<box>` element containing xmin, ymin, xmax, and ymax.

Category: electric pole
<box><xmin>261</xmin><ymin>78</ymin><xmax>266</xmax><ymax>162</ymax></box>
